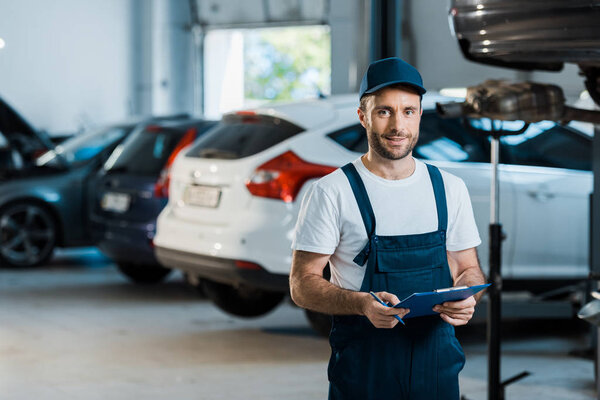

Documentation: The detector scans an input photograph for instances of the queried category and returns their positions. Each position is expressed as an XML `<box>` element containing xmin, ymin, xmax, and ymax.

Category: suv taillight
<box><xmin>154</xmin><ymin>127</ymin><xmax>197</xmax><ymax>198</ymax></box>
<box><xmin>245</xmin><ymin>151</ymin><xmax>336</xmax><ymax>203</ymax></box>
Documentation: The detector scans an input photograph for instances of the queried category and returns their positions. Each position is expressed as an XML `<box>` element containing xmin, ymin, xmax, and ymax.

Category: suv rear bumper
<box><xmin>90</xmin><ymin>215</ymin><xmax>158</xmax><ymax>265</ymax></box>
<box><xmin>155</xmin><ymin>246</ymin><xmax>289</xmax><ymax>293</ymax></box>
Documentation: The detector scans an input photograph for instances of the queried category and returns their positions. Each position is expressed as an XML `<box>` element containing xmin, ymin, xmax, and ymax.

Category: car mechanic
<box><xmin>290</xmin><ymin>57</ymin><xmax>486</xmax><ymax>400</ymax></box>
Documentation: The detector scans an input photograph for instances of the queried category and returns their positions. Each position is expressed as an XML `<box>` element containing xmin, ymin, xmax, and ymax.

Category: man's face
<box><xmin>358</xmin><ymin>86</ymin><xmax>422</xmax><ymax>161</ymax></box>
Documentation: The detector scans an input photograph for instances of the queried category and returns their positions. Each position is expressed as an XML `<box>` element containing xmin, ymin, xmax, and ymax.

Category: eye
<box><xmin>377</xmin><ymin>109</ymin><xmax>391</xmax><ymax>117</ymax></box>
<box><xmin>405</xmin><ymin>109</ymin><xmax>415</xmax><ymax>116</ymax></box>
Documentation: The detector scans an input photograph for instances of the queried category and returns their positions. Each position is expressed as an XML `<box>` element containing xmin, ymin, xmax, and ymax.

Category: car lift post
<box><xmin>487</xmin><ymin>133</ymin><xmax>502</xmax><ymax>400</ymax></box>
<box><xmin>486</xmin><ymin>126</ymin><xmax>530</xmax><ymax>400</ymax></box>
<box><xmin>592</xmin><ymin>123</ymin><xmax>600</xmax><ymax>400</ymax></box>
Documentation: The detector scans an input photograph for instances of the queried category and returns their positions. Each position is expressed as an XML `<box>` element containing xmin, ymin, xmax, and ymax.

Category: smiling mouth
<box><xmin>384</xmin><ymin>136</ymin><xmax>408</xmax><ymax>145</ymax></box>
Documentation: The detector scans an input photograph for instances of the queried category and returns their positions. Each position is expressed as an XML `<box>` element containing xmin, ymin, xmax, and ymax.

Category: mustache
<box><xmin>382</xmin><ymin>133</ymin><xmax>411</xmax><ymax>138</ymax></box>
<box><xmin>371</xmin><ymin>129</ymin><xmax>411</xmax><ymax>138</ymax></box>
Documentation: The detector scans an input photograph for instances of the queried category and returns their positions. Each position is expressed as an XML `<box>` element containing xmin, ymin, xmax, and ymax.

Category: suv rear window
<box><xmin>105</xmin><ymin>126</ymin><xmax>189</xmax><ymax>175</ymax></box>
<box><xmin>186</xmin><ymin>114</ymin><xmax>303</xmax><ymax>159</ymax></box>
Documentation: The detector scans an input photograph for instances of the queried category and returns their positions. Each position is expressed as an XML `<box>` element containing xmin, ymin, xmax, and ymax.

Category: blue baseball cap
<box><xmin>359</xmin><ymin>57</ymin><xmax>426</xmax><ymax>100</ymax></box>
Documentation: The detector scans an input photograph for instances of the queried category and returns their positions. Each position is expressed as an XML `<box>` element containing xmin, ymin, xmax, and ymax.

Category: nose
<box><xmin>390</xmin><ymin>113</ymin><xmax>404</xmax><ymax>133</ymax></box>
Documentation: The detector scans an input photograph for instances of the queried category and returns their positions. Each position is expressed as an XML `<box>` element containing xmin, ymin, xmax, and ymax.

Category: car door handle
<box><xmin>527</xmin><ymin>190</ymin><xmax>555</xmax><ymax>202</ymax></box>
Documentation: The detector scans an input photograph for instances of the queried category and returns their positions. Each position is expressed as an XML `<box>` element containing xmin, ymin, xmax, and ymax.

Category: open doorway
<box><xmin>204</xmin><ymin>25</ymin><xmax>331</xmax><ymax>119</ymax></box>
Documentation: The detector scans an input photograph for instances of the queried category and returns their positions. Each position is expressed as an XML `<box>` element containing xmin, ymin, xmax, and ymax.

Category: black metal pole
<box><xmin>370</xmin><ymin>0</ymin><xmax>402</xmax><ymax>61</ymax></box>
<box><xmin>487</xmin><ymin>135</ymin><xmax>503</xmax><ymax>400</ymax></box>
<box><xmin>592</xmin><ymin>123</ymin><xmax>600</xmax><ymax>399</ymax></box>
<box><xmin>488</xmin><ymin>222</ymin><xmax>503</xmax><ymax>400</ymax></box>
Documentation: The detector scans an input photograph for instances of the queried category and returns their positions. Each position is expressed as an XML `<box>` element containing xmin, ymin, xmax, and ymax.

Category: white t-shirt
<box><xmin>291</xmin><ymin>157</ymin><xmax>481</xmax><ymax>291</ymax></box>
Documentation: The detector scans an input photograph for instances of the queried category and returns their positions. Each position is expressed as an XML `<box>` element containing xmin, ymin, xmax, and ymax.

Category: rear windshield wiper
<box><xmin>197</xmin><ymin>149</ymin><xmax>238</xmax><ymax>159</ymax></box>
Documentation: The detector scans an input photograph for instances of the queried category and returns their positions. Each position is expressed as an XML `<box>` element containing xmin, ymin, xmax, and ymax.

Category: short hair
<box><xmin>359</xmin><ymin>83</ymin><xmax>422</xmax><ymax>112</ymax></box>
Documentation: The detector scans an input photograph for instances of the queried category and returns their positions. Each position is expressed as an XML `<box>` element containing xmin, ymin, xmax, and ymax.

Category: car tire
<box><xmin>0</xmin><ymin>202</ymin><xmax>57</xmax><ymax>268</ymax></box>
<box><xmin>116</xmin><ymin>262</ymin><xmax>172</xmax><ymax>284</ymax></box>
<box><xmin>305</xmin><ymin>309</ymin><xmax>332</xmax><ymax>337</ymax></box>
<box><xmin>200</xmin><ymin>279</ymin><xmax>285</xmax><ymax>317</ymax></box>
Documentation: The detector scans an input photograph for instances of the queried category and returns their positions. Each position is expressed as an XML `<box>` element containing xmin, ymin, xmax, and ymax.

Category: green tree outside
<box><xmin>244</xmin><ymin>26</ymin><xmax>331</xmax><ymax>101</ymax></box>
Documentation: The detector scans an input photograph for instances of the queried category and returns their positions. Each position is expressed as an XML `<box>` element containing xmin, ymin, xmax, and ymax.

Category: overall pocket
<box><xmin>376</xmin><ymin>243</ymin><xmax>446</xmax><ymax>273</ymax></box>
<box><xmin>373</xmin><ymin>243</ymin><xmax>446</xmax><ymax>299</ymax></box>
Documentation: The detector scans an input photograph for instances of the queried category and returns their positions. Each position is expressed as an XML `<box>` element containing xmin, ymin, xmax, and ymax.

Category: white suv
<box><xmin>154</xmin><ymin>93</ymin><xmax>592</xmax><ymax>329</ymax></box>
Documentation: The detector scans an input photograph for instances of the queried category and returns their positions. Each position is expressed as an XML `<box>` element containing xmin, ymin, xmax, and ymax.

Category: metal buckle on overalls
<box><xmin>352</xmin><ymin>237</ymin><xmax>375</xmax><ymax>266</ymax></box>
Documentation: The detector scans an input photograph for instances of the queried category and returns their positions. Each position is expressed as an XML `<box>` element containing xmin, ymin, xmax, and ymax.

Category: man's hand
<box><xmin>361</xmin><ymin>291</ymin><xmax>409</xmax><ymax>329</ymax></box>
<box><xmin>433</xmin><ymin>296</ymin><xmax>476</xmax><ymax>326</ymax></box>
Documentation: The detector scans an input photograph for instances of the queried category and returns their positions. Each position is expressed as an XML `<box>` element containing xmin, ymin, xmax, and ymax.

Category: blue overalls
<box><xmin>327</xmin><ymin>163</ymin><xmax>465</xmax><ymax>400</ymax></box>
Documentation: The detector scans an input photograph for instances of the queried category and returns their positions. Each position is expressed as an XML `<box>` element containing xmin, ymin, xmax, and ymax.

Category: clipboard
<box><xmin>393</xmin><ymin>283</ymin><xmax>491</xmax><ymax>319</ymax></box>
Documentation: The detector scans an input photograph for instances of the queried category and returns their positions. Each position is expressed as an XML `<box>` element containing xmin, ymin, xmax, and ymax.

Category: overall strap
<box><xmin>341</xmin><ymin>163</ymin><xmax>376</xmax><ymax>238</ymax></box>
<box><xmin>425</xmin><ymin>164</ymin><xmax>448</xmax><ymax>232</ymax></box>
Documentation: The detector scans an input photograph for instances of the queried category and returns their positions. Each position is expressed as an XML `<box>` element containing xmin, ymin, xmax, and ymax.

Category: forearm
<box><xmin>454</xmin><ymin>265</ymin><xmax>486</xmax><ymax>302</ymax></box>
<box><xmin>290</xmin><ymin>272</ymin><xmax>368</xmax><ymax>316</ymax></box>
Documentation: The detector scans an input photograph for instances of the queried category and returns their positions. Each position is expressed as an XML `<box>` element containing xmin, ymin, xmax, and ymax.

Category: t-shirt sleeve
<box><xmin>446</xmin><ymin>178</ymin><xmax>482</xmax><ymax>252</ymax></box>
<box><xmin>291</xmin><ymin>182</ymin><xmax>340</xmax><ymax>254</ymax></box>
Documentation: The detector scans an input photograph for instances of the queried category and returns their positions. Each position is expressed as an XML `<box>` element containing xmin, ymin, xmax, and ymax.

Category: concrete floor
<box><xmin>0</xmin><ymin>248</ymin><xmax>596</xmax><ymax>400</ymax></box>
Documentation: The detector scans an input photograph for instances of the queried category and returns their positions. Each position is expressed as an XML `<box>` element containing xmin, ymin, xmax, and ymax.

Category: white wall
<box><xmin>0</xmin><ymin>0</ymin><xmax>134</xmax><ymax>134</ymax></box>
<box><xmin>0</xmin><ymin>0</ymin><xmax>588</xmax><ymax>134</ymax></box>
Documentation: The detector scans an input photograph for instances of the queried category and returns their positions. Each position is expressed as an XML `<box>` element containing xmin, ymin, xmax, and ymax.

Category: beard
<box><xmin>368</xmin><ymin>129</ymin><xmax>418</xmax><ymax>160</ymax></box>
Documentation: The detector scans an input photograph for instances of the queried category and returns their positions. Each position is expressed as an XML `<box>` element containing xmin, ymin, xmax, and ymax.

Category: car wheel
<box><xmin>0</xmin><ymin>202</ymin><xmax>56</xmax><ymax>267</ymax></box>
<box><xmin>200</xmin><ymin>279</ymin><xmax>285</xmax><ymax>317</ymax></box>
<box><xmin>116</xmin><ymin>262</ymin><xmax>172</xmax><ymax>284</ymax></box>
<box><xmin>304</xmin><ymin>309</ymin><xmax>332</xmax><ymax>337</ymax></box>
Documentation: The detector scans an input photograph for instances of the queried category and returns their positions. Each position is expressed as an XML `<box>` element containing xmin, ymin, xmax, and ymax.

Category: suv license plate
<box><xmin>101</xmin><ymin>192</ymin><xmax>131</xmax><ymax>213</ymax></box>
<box><xmin>185</xmin><ymin>185</ymin><xmax>221</xmax><ymax>208</ymax></box>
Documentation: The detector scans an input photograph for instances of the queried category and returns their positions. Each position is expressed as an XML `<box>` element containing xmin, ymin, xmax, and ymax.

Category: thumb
<box><xmin>376</xmin><ymin>291</ymin><xmax>400</xmax><ymax>306</ymax></box>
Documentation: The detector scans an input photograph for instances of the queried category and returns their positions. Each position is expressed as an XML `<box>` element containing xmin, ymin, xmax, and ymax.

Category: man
<box><xmin>289</xmin><ymin>57</ymin><xmax>486</xmax><ymax>400</ymax></box>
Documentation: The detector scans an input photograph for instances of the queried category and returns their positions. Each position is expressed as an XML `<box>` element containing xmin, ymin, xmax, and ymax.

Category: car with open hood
<box><xmin>0</xmin><ymin>96</ymin><xmax>55</xmax><ymax>178</ymax></box>
<box><xmin>0</xmin><ymin>115</ymin><xmax>188</xmax><ymax>268</ymax></box>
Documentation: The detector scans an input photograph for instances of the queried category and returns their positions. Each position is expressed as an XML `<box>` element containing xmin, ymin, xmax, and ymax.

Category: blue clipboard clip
<box><xmin>369</xmin><ymin>291</ymin><xmax>406</xmax><ymax>326</ymax></box>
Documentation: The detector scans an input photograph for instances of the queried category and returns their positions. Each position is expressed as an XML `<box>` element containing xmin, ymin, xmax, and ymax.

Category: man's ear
<box><xmin>357</xmin><ymin>107</ymin><xmax>368</xmax><ymax>129</ymax></box>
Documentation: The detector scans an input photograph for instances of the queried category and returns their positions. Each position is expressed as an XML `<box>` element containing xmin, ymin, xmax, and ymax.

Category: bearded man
<box><xmin>290</xmin><ymin>57</ymin><xmax>486</xmax><ymax>400</ymax></box>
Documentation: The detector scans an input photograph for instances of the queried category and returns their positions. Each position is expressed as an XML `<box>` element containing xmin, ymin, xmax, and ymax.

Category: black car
<box><xmin>89</xmin><ymin>119</ymin><xmax>216</xmax><ymax>283</ymax></box>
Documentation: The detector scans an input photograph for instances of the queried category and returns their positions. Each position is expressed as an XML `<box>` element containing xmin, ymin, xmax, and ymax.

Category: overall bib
<box><xmin>328</xmin><ymin>163</ymin><xmax>465</xmax><ymax>400</ymax></box>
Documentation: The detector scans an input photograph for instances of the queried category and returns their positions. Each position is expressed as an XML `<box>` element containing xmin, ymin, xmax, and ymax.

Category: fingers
<box><xmin>377</xmin><ymin>291</ymin><xmax>400</xmax><ymax>306</ymax></box>
<box><xmin>374</xmin><ymin>291</ymin><xmax>408</xmax><ymax>315</ymax></box>
<box><xmin>370</xmin><ymin>315</ymin><xmax>399</xmax><ymax>329</ymax></box>
<box><xmin>433</xmin><ymin>296</ymin><xmax>476</xmax><ymax>326</ymax></box>
<box><xmin>445</xmin><ymin>296</ymin><xmax>476</xmax><ymax>308</ymax></box>
<box><xmin>396</xmin><ymin>308</ymin><xmax>410</xmax><ymax>318</ymax></box>
<box><xmin>363</xmin><ymin>292</ymin><xmax>408</xmax><ymax>329</ymax></box>
<box><xmin>439</xmin><ymin>312</ymin><xmax>469</xmax><ymax>326</ymax></box>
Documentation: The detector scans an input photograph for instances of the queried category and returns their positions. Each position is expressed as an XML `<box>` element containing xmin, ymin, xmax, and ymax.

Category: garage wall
<box><xmin>0</xmin><ymin>0</ymin><xmax>588</xmax><ymax>134</ymax></box>
<box><xmin>0</xmin><ymin>0</ymin><xmax>134</xmax><ymax>134</ymax></box>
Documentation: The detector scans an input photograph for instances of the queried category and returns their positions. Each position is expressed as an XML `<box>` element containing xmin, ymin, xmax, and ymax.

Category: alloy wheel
<box><xmin>0</xmin><ymin>203</ymin><xmax>56</xmax><ymax>267</ymax></box>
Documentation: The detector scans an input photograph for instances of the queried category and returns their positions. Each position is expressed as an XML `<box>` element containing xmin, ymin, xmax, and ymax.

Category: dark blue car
<box><xmin>0</xmin><ymin>122</ymin><xmax>140</xmax><ymax>267</ymax></box>
<box><xmin>89</xmin><ymin>119</ymin><xmax>216</xmax><ymax>283</ymax></box>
